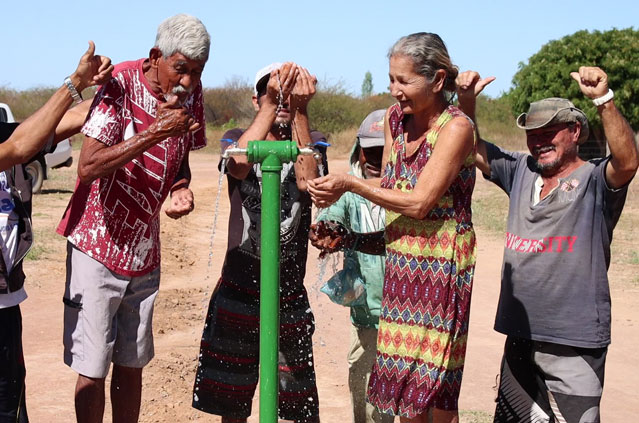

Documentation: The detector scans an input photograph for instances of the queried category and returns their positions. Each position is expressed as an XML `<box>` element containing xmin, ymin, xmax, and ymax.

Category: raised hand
<box><xmin>570</xmin><ymin>66</ymin><xmax>609</xmax><ymax>99</ymax></box>
<box><xmin>71</xmin><ymin>41</ymin><xmax>114</xmax><ymax>91</ymax></box>
<box><xmin>290</xmin><ymin>66</ymin><xmax>317</xmax><ymax>111</ymax></box>
<box><xmin>149</xmin><ymin>95</ymin><xmax>200</xmax><ymax>139</ymax></box>
<box><xmin>455</xmin><ymin>71</ymin><xmax>495</xmax><ymax>119</ymax></box>
<box><xmin>266</xmin><ymin>62</ymin><xmax>298</xmax><ymax>106</ymax></box>
<box><xmin>456</xmin><ymin>71</ymin><xmax>495</xmax><ymax>96</ymax></box>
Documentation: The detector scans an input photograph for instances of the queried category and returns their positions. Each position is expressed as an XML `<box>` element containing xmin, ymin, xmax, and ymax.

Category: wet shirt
<box><xmin>57</xmin><ymin>58</ymin><xmax>206</xmax><ymax>276</ymax></box>
<box><xmin>219</xmin><ymin>128</ymin><xmax>326</xmax><ymax>292</ymax></box>
<box><xmin>485</xmin><ymin>143</ymin><xmax>627</xmax><ymax>348</ymax></box>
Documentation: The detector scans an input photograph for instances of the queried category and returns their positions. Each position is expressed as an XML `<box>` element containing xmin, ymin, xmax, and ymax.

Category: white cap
<box><xmin>254</xmin><ymin>62</ymin><xmax>282</xmax><ymax>95</ymax></box>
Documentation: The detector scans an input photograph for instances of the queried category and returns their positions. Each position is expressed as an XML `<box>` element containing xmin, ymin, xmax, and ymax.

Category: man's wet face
<box><xmin>158</xmin><ymin>52</ymin><xmax>206</xmax><ymax>103</ymax></box>
<box><xmin>256</xmin><ymin>76</ymin><xmax>291</xmax><ymax>126</ymax></box>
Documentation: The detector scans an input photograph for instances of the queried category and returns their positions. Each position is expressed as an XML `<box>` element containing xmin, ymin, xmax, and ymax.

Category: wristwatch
<box><xmin>64</xmin><ymin>76</ymin><xmax>83</xmax><ymax>104</ymax></box>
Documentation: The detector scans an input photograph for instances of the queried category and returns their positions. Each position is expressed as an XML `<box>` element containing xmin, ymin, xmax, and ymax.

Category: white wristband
<box><xmin>592</xmin><ymin>89</ymin><xmax>614</xmax><ymax>107</ymax></box>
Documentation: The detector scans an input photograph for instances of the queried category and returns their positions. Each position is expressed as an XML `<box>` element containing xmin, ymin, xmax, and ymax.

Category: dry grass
<box><xmin>326</xmin><ymin>126</ymin><xmax>358</xmax><ymax>159</ymax></box>
<box><xmin>27</xmin><ymin>154</ymin><xmax>78</xmax><ymax>261</ymax></box>
<box><xmin>471</xmin><ymin>176</ymin><xmax>510</xmax><ymax>235</ymax></box>
<box><xmin>608</xmin><ymin>177</ymin><xmax>639</xmax><ymax>286</ymax></box>
<box><xmin>198</xmin><ymin>125</ymin><xmax>227</xmax><ymax>154</ymax></box>
<box><xmin>479</xmin><ymin>124</ymin><xmax>527</xmax><ymax>152</ymax></box>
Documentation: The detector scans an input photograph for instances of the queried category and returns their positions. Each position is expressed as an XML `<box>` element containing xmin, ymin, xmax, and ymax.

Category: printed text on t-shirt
<box><xmin>504</xmin><ymin>232</ymin><xmax>578</xmax><ymax>253</ymax></box>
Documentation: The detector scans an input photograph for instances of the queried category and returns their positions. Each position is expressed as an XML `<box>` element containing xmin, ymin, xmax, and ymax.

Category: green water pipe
<box><xmin>223</xmin><ymin>140</ymin><xmax>317</xmax><ymax>423</ymax></box>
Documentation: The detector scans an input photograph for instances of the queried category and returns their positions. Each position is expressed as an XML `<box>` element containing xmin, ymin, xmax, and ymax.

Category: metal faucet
<box><xmin>299</xmin><ymin>146</ymin><xmax>322</xmax><ymax>161</ymax></box>
<box><xmin>222</xmin><ymin>144</ymin><xmax>321</xmax><ymax>161</ymax></box>
<box><xmin>221</xmin><ymin>146</ymin><xmax>247</xmax><ymax>159</ymax></box>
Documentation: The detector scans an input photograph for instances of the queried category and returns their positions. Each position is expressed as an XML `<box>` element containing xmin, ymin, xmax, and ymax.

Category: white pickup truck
<box><xmin>0</xmin><ymin>102</ymin><xmax>73</xmax><ymax>193</ymax></box>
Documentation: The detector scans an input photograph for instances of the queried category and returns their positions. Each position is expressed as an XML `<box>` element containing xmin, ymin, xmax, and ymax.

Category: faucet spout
<box><xmin>221</xmin><ymin>146</ymin><xmax>248</xmax><ymax>159</ymax></box>
<box><xmin>298</xmin><ymin>147</ymin><xmax>315</xmax><ymax>156</ymax></box>
<box><xmin>299</xmin><ymin>147</ymin><xmax>323</xmax><ymax>161</ymax></box>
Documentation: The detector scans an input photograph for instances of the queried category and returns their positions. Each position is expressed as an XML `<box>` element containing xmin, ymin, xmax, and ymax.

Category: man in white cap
<box><xmin>192</xmin><ymin>62</ymin><xmax>327</xmax><ymax>423</ymax></box>
<box><xmin>308</xmin><ymin>109</ymin><xmax>394</xmax><ymax>423</ymax></box>
<box><xmin>456</xmin><ymin>66</ymin><xmax>638</xmax><ymax>422</ymax></box>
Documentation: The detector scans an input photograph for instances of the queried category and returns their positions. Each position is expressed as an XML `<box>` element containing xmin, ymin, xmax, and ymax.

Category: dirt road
<box><xmin>20</xmin><ymin>151</ymin><xmax>639</xmax><ymax>422</ymax></box>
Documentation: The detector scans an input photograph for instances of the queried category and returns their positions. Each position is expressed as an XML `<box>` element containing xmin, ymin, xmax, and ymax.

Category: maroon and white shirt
<box><xmin>57</xmin><ymin>58</ymin><xmax>206</xmax><ymax>276</ymax></box>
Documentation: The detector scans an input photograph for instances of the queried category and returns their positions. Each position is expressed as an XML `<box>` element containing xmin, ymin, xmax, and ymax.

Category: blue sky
<box><xmin>1</xmin><ymin>1</ymin><xmax>636</xmax><ymax>98</ymax></box>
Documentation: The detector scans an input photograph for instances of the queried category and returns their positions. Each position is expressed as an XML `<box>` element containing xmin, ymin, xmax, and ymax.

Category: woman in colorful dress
<box><xmin>308</xmin><ymin>32</ymin><xmax>477</xmax><ymax>423</ymax></box>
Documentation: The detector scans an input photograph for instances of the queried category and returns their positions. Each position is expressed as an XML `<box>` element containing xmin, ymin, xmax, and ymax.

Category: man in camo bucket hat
<box><xmin>516</xmin><ymin>97</ymin><xmax>590</xmax><ymax>144</ymax></box>
<box><xmin>456</xmin><ymin>66</ymin><xmax>638</xmax><ymax>422</ymax></box>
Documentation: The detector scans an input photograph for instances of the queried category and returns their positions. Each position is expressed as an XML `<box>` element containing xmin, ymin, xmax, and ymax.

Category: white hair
<box><xmin>155</xmin><ymin>14</ymin><xmax>211</xmax><ymax>62</ymax></box>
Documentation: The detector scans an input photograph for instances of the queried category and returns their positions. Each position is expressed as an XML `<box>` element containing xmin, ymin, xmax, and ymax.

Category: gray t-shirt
<box><xmin>485</xmin><ymin>143</ymin><xmax>628</xmax><ymax>348</ymax></box>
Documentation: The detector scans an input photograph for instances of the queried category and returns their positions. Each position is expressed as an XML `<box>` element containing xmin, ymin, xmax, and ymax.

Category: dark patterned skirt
<box><xmin>192</xmin><ymin>276</ymin><xmax>319</xmax><ymax>420</ymax></box>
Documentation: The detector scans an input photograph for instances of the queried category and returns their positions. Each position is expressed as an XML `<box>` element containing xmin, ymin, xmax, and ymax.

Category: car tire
<box><xmin>25</xmin><ymin>160</ymin><xmax>44</xmax><ymax>194</ymax></box>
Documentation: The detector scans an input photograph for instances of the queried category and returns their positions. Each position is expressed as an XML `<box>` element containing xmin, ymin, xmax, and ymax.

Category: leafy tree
<box><xmin>507</xmin><ymin>28</ymin><xmax>639</xmax><ymax>141</ymax></box>
<box><xmin>361</xmin><ymin>71</ymin><xmax>373</xmax><ymax>98</ymax></box>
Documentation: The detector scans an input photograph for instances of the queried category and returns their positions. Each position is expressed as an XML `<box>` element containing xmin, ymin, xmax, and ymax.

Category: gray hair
<box><xmin>388</xmin><ymin>32</ymin><xmax>458</xmax><ymax>94</ymax></box>
<box><xmin>155</xmin><ymin>14</ymin><xmax>211</xmax><ymax>62</ymax></box>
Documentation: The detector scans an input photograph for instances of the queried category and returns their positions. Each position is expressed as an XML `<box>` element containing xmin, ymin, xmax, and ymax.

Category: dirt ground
<box><xmin>20</xmin><ymin>150</ymin><xmax>639</xmax><ymax>422</ymax></box>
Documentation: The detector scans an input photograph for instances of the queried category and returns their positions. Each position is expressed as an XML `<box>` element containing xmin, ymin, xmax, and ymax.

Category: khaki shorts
<box><xmin>62</xmin><ymin>242</ymin><xmax>160</xmax><ymax>378</ymax></box>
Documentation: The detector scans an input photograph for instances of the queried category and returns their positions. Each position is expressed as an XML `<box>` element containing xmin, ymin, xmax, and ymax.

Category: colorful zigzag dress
<box><xmin>366</xmin><ymin>103</ymin><xmax>477</xmax><ymax>417</ymax></box>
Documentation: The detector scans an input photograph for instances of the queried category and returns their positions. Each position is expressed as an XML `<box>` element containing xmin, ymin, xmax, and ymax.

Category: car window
<box><xmin>0</xmin><ymin>108</ymin><xmax>7</xmax><ymax>123</ymax></box>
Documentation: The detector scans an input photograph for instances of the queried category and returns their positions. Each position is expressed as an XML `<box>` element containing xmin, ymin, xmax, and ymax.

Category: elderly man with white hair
<box><xmin>56</xmin><ymin>14</ymin><xmax>210</xmax><ymax>423</ymax></box>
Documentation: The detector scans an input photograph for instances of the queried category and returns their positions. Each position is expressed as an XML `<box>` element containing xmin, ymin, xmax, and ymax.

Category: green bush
<box><xmin>507</xmin><ymin>28</ymin><xmax>639</xmax><ymax>138</ymax></box>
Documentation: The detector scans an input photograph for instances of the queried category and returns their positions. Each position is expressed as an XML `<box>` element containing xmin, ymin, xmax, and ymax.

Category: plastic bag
<box><xmin>320</xmin><ymin>257</ymin><xmax>367</xmax><ymax>307</ymax></box>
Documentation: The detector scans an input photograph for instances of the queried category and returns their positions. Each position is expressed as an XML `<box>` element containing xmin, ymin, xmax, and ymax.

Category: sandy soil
<box><xmin>20</xmin><ymin>151</ymin><xmax>639</xmax><ymax>422</ymax></box>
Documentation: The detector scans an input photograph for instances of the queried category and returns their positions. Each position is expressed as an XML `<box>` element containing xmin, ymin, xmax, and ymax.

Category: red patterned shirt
<box><xmin>57</xmin><ymin>58</ymin><xmax>206</xmax><ymax>276</ymax></box>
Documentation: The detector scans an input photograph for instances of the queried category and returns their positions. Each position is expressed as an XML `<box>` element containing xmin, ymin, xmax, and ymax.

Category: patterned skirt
<box><xmin>192</xmin><ymin>276</ymin><xmax>319</xmax><ymax>420</ymax></box>
<box><xmin>366</xmin><ymin>225</ymin><xmax>476</xmax><ymax>417</ymax></box>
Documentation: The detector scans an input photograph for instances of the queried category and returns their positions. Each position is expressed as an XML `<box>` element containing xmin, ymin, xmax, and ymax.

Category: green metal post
<box><xmin>244</xmin><ymin>141</ymin><xmax>301</xmax><ymax>423</ymax></box>
<box><xmin>258</xmin><ymin>152</ymin><xmax>282</xmax><ymax>423</ymax></box>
